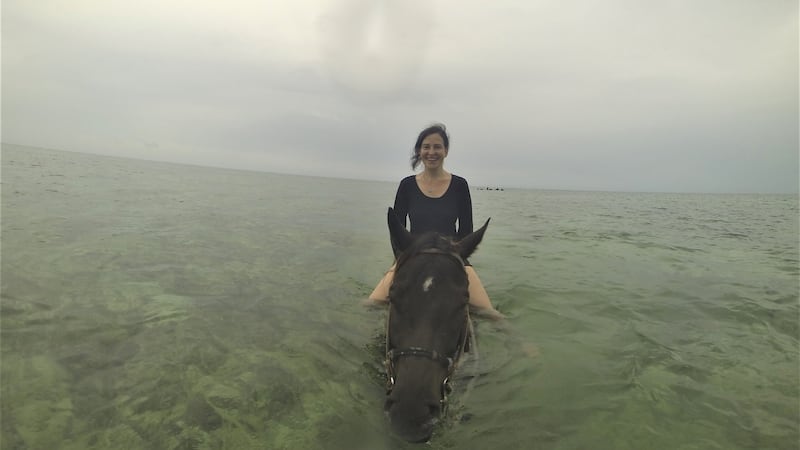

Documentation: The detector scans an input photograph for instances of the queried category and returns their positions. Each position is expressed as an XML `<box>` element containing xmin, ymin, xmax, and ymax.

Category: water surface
<box><xmin>2</xmin><ymin>145</ymin><xmax>798</xmax><ymax>449</ymax></box>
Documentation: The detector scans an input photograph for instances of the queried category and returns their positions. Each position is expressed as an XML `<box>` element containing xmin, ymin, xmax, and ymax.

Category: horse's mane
<box><xmin>394</xmin><ymin>232</ymin><xmax>454</xmax><ymax>271</ymax></box>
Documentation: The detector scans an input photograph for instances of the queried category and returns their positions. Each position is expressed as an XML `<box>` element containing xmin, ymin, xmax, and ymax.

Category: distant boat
<box><xmin>476</xmin><ymin>186</ymin><xmax>504</xmax><ymax>191</ymax></box>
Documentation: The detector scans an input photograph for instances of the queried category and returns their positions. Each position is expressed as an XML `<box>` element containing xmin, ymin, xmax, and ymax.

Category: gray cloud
<box><xmin>2</xmin><ymin>0</ymin><xmax>797</xmax><ymax>193</ymax></box>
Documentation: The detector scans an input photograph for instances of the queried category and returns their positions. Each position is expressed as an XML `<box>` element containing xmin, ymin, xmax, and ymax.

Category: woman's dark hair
<box><xmin>411</xmin><ymin>123</ymin><xmax>450</xmax><ymax>170</ymax></box>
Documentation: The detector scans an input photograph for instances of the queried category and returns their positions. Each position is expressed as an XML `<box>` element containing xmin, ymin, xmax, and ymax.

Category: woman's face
<box><xmin>419</xmin><ymin>133</ymin><xmax>448</xmax><ymax>170</ymax></box>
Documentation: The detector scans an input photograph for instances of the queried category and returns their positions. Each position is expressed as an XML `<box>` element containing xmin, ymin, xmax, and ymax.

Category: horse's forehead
<box><xmin>422</xmin><ymin>276</ymin><xmax>434</xmax><ymax>292</ymax></box>
<box><xmin>400</xmin><ymin>260</ymin><xmax>460</xmax><ymax>289</ymax></box>
<box><xmin>393</xmin><ymin>270</ymin><xmax>466</xmax><ymax>312</ymax></box>
<box><xmin>393</xmin><ymin>250</ymin><xmax>467</xmax><ymax>303</ymax></box>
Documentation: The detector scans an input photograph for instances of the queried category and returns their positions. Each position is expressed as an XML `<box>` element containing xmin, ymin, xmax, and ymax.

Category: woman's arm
<box><xmin>392</xmin><ymin>177</ymin><xmax>410</xmax><ymax>229</ymax></box>
<box><xmin>391</xmin><ymin>178</ymin><xmax>412</xmax><ymax>257</ymax></box>
<box><xmin>457</xmin><ymin>176</ymin><xmax>474</xmax><ymax>239</ymax></box>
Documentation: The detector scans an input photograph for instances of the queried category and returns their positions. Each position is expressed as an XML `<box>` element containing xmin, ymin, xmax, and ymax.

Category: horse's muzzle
<box><xmin>385</xmin><ymin>399</ymin><xmax>439</xmax><ymax>443</ymax></box>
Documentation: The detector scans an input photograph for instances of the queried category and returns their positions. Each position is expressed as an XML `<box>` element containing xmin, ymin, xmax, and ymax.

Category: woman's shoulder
<box><xmin>395</xmin><ymin>175</ymin><xmax>418</xmax><ymax>196</ymax></box>
<box><xmin>450</xmin><ymin>174</ymin><xmax>470</xmax><ymax>188</ymax></box>
<box><xmin>398</xmin><ymin>175</ymin><xmax>417</xmax><ymax>189</ymax></box>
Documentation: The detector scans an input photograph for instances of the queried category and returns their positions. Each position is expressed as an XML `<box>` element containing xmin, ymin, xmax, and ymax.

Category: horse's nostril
<box><xmin>413</xmin><ymin>433</ymin><xmax>433</xmax><ymax>444</ymax></box>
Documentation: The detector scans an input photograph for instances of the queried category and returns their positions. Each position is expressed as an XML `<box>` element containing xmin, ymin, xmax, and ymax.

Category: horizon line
<box><xmin>3</xmin><ymin>141</ymin><xmax>797</xmax><ymax>196</ymax></box>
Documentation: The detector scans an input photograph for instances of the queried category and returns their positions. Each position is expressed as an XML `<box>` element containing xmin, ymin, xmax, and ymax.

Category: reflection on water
<box><xmin>2</xmin><ymin>145</ymin><xmax>798</xmax><ymax>449</ymax></box>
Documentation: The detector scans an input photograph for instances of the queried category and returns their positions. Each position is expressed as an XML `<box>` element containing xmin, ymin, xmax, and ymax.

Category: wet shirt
<box><xmin>392</xmin><ymin>174</ymin><xmax>473</xmax><ymax>240</ymax></box>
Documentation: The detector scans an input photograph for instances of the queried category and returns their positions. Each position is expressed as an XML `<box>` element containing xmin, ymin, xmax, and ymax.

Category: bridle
<box><xmin>384</xmin><ymin>248</ymin><xmax>472</xmax><ymax>412</ymax></box>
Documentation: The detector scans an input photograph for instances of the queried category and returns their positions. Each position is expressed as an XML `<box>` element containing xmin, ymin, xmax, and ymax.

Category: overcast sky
<box><xmin>3</xmin><ymin>0</ymin><xmax>798</xmax><ymax>193</ymax></box>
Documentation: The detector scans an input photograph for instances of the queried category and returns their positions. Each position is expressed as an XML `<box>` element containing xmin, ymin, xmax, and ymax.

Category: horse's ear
<box><xmin>388</xmin><ymin>207</ymin><xmax>414</xmax><ymax>256</ymax></box>
<box><xmin>456</xmin><ymin>218</ymin><xmax>490</xmax><ymax>259</ymax></box>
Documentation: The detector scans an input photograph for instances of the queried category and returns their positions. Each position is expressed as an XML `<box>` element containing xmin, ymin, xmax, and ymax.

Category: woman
<box><xmin>368</xmin><ymin>123</ymin><xmax>504</xmax><ymax>319</ymax></box>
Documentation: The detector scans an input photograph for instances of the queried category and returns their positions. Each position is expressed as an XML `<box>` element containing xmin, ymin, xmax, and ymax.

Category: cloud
<box><xmin>2</xmin><ymin>0</ymin><xmax>797</xmax><ymax>193</ymax></box>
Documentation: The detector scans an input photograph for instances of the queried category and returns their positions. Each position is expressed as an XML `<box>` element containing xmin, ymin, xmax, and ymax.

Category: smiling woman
<box><xmin>368</xmin><ymin>123</ymin><xmax>504</xmax><ymax>319</ymax></box>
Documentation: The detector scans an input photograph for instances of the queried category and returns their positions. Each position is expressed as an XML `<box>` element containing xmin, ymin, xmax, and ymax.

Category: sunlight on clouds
<box><xmin>316</xmin><ymin>0</ymin><xmax>433</xmax><ymax>97</ymax></box>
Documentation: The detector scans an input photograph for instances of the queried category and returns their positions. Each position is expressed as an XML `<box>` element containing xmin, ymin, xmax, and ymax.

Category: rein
<box><xmin>384</xmin><ymin>247</ymin><xmax>471</xmax><ymax>410</ymax></box>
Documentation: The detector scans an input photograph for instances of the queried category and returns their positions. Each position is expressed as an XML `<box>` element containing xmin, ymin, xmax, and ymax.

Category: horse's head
<box><xmin>383</xmin><ymin>207</ymin><xmax>489</xmax><ymax>443</ymax></box>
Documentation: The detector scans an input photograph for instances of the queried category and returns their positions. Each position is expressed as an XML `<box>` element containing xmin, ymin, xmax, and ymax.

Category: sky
<box><xmin>2</xmin><ymin>0</ymin><xmax>798</xmax><ymax>193</ymax></box>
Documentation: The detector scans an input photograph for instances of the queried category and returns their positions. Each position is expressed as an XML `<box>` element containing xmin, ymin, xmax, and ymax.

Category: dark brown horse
<box><xmin>383</xmin><ymin>207</ymin><xmax>489</xmax><ymax>443</ymax></box>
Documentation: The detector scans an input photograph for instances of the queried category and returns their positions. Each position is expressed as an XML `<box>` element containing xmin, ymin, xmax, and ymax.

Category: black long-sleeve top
<box><xmin>392</xmin><ymin>174</ymin><xmax>473</xmax><ymax>240</ymax></box>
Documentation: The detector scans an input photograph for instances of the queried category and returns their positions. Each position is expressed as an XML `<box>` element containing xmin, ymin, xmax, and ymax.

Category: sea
<box><xmin>1</xmin><ymin>144</ymin><xmax>798</xmax><ymax>450</ymax></box>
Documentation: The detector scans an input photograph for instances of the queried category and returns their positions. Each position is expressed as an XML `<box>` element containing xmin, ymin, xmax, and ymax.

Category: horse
<box><xmin>383</xmin><ymin>207</ymin><xmax>490</xmax><ymax>443</ymax></box>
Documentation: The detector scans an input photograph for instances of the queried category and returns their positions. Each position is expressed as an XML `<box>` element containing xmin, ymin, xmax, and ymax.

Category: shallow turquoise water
<box><xmin>2</xmin><ymin>144</ymin><xmax>798</xmax><ymax>449</ymax></box>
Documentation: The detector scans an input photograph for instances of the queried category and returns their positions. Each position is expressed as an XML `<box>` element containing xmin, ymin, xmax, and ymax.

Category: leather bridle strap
<box><xmin>384</xmin><ymin>308</ymin><xmax>471</xmax><ymax>392</ymax></box>
<box><xmin>386</xmin><ymin>347</ymin><xmax>454</xmax><ymax>371</ymax></box>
